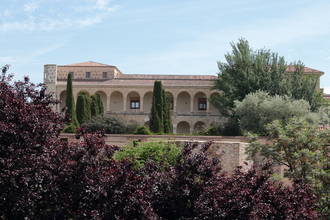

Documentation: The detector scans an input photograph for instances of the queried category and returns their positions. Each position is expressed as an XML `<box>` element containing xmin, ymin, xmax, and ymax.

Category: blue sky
<box><xmin>1</xmin><ymin>0</ymin><xmax>330</xmax><ymax>92</ymax></box>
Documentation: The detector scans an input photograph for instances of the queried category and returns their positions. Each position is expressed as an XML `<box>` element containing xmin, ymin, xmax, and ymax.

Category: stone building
<box><xmin>44</xmin><ymin>61</ymin><xmax>324</xmax><ymax>134</ymax></box>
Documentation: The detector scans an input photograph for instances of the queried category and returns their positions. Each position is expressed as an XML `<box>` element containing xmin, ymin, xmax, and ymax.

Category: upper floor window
<box><xmin>102</xmin><ymin>72</ymin><xmax>108</xmax><ymax>79</ymax></box>
<box><xmin>86</xmin><ymin>72</ymin><xmax>91</xmax><ymax>79</ymax></box>
<box><xmin>130</xmin><ymin>100</ymin><xmax>140</xmax><ymax>109</ymax></box>
<box><xmin>198</xmin><ymin>98</ymin><xmax>207</xmax><ymax>111</ymax></box>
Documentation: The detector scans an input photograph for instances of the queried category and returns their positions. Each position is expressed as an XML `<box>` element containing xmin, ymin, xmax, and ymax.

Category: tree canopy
<box><xmin>212</xmin><ymin>39</ymin><xmax>323</xmax><ymax>116</ymax></box>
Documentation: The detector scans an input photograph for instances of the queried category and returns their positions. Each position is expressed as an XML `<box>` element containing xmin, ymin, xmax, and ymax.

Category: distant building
<box><xmin>44</xmin><ymin>61</ymin><xmax>324</xmax><ymax>134</ymax></box>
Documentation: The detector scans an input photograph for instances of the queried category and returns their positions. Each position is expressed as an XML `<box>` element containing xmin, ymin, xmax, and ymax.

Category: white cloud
<box><xmin>0</xmin><ymin>0</ymin><xmax>118</xmax><ymax>32</ymax></box>
<box><xmin>24</xmin><ymin>1</ymin><xmax>39</xmax><ymax>12</ymax></box>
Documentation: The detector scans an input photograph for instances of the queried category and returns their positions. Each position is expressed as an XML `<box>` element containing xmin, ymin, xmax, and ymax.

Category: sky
<box><xmin>1</xmin><ymin>0</ymin><xmax>330</xmax><ymax>92</ymax></box>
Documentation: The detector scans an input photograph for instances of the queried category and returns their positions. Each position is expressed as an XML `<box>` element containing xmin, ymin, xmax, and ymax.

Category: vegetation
<box><xmin>64</xmin><ymin>72</ymin><xmax>79</xmax><ymax>132</ymax></box>
<box><xmin>150</xmin><ymin>81</ymin><xmax>164</xmax><ymax>133</ymax></box>
<box><xmin>235</xmin><ymin>91</ymin><xmax>318</xmax><ymax>135</ymax></box>
<box><xmin>81</xmin><ymin>115</ymin><xmax>127</xmax><ymax>134</ymax></box>
<box><xmin>0</xmin><ymin>67</ymin><xmax>320</xmax><ymax>219</ymax></box>
<box><xmin>163</xmin><ymin>91</ymin><xmax>173</xmax><ymax>133</ymax></box>
<box><xmin>248</xmin><ymin>118</ymin><xmax>330</xmax><ymax>217</ymax></box>
<box><xmin>113</xmin><ymin>142</ymin><xmax>180</xmax><ymax>169</ymax></box>
<box><xmin>134</xmin><ymin>126</ymin><xmax>152</xmax><ymax>135</ymax></box>
<box><xmin>90</xmin><ymin>93</ymin><xmax>104</xmax><ymax>117</ymax></box>
<box><xmin>150</xmin><ymin>81</ymin><xmax>173</xmax><ymax>134</ymax></box>
<box><xmin>76</xmin><ymin>93</ymin><xmax>92</xmax><ymax>124</ymax></box>
<box><xmin>212</xmin><ymin>39</ymin><xmax>323</xmax><ymax>117</ymax></box>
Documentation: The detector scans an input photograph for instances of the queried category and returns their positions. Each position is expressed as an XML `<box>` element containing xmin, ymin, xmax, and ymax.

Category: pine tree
<box><xmin>150</xmin><ymin>81</ymin><xmax>164</xmax><ymax>133</ymax></box>
<box><xmin>76</xmin><ymin>94</ymin><xmax>91</xmax><ymax>124</ymax></box>
<box><xmin>65</xmin><ymin>72</ymin><xmax>79</xmax><ymax>131</ymax></box>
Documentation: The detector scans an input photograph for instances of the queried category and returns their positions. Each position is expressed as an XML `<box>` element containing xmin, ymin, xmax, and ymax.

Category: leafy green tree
<box><xmin>76</xmin><ymin>94</ymin><xmax>91</xmax><ymax>124</ymax></box>
<box><xmin>248</xmin><ymin>118</ymin><xmax>330</xmax><ymax>216</ymax></box>
<box><xmin>213</xmin><ymin>39</ymin><xmax>322</xmax><ymax>116</ymax></box>
<box><xmin>235</xmin><ymin>91</ymin><xmax>318</xmax><ymax>135</ymax></box>
<box><xmin>64</xmin><ymin>72</ymin><xmax>79</xmax><ymax>132</ymax></box>
<box><xmin>150</xmin><ymin>81</ymin><xmax>164</xmax><ymax>133</ymax></box>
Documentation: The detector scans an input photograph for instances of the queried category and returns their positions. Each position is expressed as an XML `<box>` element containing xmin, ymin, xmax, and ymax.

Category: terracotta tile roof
<box><xmin>118</xmin><ymin>74</ymin><xmax>216</xmax><ymax>80</ymax></box>
<box><xmin>285</xmin><ymin>65</ymin><xmax>324</xmax><ymax>75</ymax></box>
<box><xmin>57</xmin><ymin>79</ymin><xmax>214</xmax><ymax>87</ymax></box>
<box><xmin>60</xmin><ymin>61</ymin><xmax>116</xmax><ymax>67</ymax></box>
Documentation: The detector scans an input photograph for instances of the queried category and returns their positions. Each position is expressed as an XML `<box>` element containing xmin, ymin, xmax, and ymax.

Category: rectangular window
<box><xmin>198</xmin><ymin>98</ymin><xmax>207</xmax><ymax>111</ymax></box>
<box><xmin>86</xmin><ymin>72</ymin><xmax>91</xmax><ymax>79</ymax></box>
<box><xmin>130</xmin><ymin>100</ymin><xmax>140</xmax><ymax>109</ymax></box>
<box><xmin>102</xmin><ymin>72</ymin><xmax>108</xmax><ymax>79</ymax></box>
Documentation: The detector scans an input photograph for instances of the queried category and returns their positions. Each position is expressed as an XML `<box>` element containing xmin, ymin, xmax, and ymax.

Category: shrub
<box><xmin>113</xmin><ymin>142</ymin><xmax>180</xmax><ymax>169</ymax></box>
<box><xmin>81</xmin><ymin>115</ymin><xmax>126</xmax><ymax>134</ymax></box>
<box><xmin>134</xmin><ymin>126</ymin><xmax>152</xmax><ymax>135</ymax></box>
<box><xmin>235</xmin><ymin>90</ymin><xmax>314</xmax><ymax>135</ymax></box>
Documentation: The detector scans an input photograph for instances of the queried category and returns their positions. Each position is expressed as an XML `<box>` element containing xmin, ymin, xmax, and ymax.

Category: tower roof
<box><xmin>62</xmin><ymin>61</ymin><xmax>116</xmax><ymax>67</ymax></box>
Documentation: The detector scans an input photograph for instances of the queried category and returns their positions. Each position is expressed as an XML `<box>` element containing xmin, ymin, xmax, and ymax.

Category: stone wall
<box><xmin>60</xmin><ymin>134</ymin><xmax>251</xmax><ymax>173</ymax></box>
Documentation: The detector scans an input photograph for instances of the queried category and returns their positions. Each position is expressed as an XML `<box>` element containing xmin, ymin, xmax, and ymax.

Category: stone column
<box><xmin>206</xmin><ymin>98</ymin><xmax>210</xmax><ymax>113</ymax></box>
<box><xmin>140</xmin><ymin>93</ymin><xmax>144</xmax><ymax>112</ymax></box>
<box><xmin>123</xmin><ymin>95</ymin><xmax>127</xmax><ymax>112</ymax></box>
<box><xmin>190</xmin><ymin>96</ymin><xmax>194</xmax><ymax>113</ymax></box>
<box><xmin>173</xmin><ymin>95</ymin><xmax>177</xmax><ymax>113</ymax></box>
<box><xmin>107</xmin><ymin>93</ymin><xmax>111</xmax><ymax>112</ymax></box>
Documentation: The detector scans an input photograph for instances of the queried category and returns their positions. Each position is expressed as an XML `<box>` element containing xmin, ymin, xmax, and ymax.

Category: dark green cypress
<box><xmin>163</xmin><ymin>92</ymin><xmax>173</xmax><ymax>133</ymax></box>
<box><xmin>65</xmin><ymin>72</ymin><xmax>79</xmax><ymax>129</ymax></box>
<box><xmin>95</xmin><ymin>93</ymin><xmax>104</xmax><ymax>115</ymax></box>
<box><xmin>150</xmin><ymin>81</ymin><xmax>164</xmax><ymax>133</ymax></box>
<box><xmin>90</xmin><ymin>94</ymin><xmax>100</xmax><ymax>117</ymax></box>
<box><xmin>76</xmin><ymin>94</ymin><xmax>91</xmax><ymax>124</ymax></box>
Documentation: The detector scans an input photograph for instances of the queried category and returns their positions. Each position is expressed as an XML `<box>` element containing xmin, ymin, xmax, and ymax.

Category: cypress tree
<box><xmin>65</xmin><ymin>72</ymin><xmax>79</xmax><ymax>130</ymax></box>
<box><xmin>150</xmin><ymin>81</ymin><xmax>164</xmax><ymax>133</ymax></box>
<box><xmin>90</xmin><ymin>94</ymin><xmax>100</xmax><ymax>117</ymax></box>
<box><xmin>163</xmin><ymin>92</ymin><xmax>173</xmax><ymax>133</ymax></box>
<box><xmin>76</xmin><ymin>94</ymin><xmax>91</xmax><ymax>124</ymax></box>
<box><xmin>95</xmin><ymin>93</ymin><xmax>104</xmax><ymax>115</ymax></box>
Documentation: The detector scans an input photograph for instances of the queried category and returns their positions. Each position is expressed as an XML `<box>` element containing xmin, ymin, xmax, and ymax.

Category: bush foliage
<box><xmin>235</xmin><ymin>91</ymin><xmax>316</xmax><ymax>135</ymax></box>
<box><xmin>81</xmin><ymin>115</ymin><xmax>127</xmax><ymax>134</ymax></box>
<box><xmin>134</xmin><ymin>125</ymin><xmax>152</xmax><ymax>135</ymax></box>
<box><xmin>113</xmin><ymin>142</ymin><xmax>180</xmax><ymax>169</ymax></box>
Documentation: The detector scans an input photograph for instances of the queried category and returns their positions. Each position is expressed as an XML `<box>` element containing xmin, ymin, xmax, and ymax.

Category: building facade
<box><xmin>44</xmin><ymin>61</ymin><xmax>324</xmax><ymax>134</ymax></box>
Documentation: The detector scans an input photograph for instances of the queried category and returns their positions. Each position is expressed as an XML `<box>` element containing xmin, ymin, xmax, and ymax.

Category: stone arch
<box><xmin>59</xmin><ymin>90</ymin><xmax>66</xmax><ymax>112</ymax></box>
<box><xmin>110</xmin><ymin>91</ymin><xmax>124</xmax><ymax>112</ymax></box>
<box><xmin>209</xmin><ymin>92</ymin><xmax>220</xmax><ymax>113</ymax></box>
<box><xmin>194</xmin><ymin>121</ymin><xmax>206</xmax><ymax>134</ymax></box>
<box><xmin>127</xmin><ymin>91</ymin><xmax>140</xmax><ymax>111</ymax></box>
<box><xmin>177</xmin><ymin>91</ymin><xmax>191</xmax><ymax>113</ymax></box>
<box><xmin>193</xmin><ymin>92</ymin><xmax>207</xmax><ymax>112</ymax></box>
<box><xmin>177</xmin><ymin>121</ymin><xmax>191</xmax><ymax>134</ymax></box>
<box><xmin>143</xmin><ymin>91</ymin><xmax>153</xmax><ymax>113</ymax></box>
<box><xmin>165</xmin><ymin>91</ymin><xmax>174</xmax><ymax>110</ymax></box>
<box><xmin>95</xmin><ymin>91</ymin><xmax>107</xmax><ymax>111</ymax></box>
